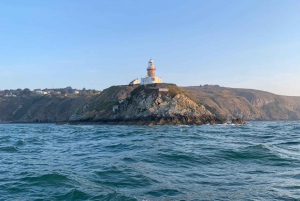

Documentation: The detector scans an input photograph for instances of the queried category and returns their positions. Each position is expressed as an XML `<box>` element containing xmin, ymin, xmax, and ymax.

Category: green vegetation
<box><xmin>85</xmin><ymin>85</ymin><xmax>137</xmax><ymax>112</ymax></box>
<box><xmin>167</xmin><ymin>84</ymin><xmax>203</xmax><ymax>105</ymax></box>
<box><xmin>95</xmin><ymin>101</ymin><xmax>119</xmax><ymax>111</ymax></box>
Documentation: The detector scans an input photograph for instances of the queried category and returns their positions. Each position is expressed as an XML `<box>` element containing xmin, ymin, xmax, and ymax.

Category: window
<box><xmin>152</xmin><ymin>78</ymin><xmax>155</xmax><ymax>81</ymax></box>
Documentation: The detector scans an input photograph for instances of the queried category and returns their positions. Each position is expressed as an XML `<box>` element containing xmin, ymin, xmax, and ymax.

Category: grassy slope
<box><xmin>87</xmin><ymin>85</ymin><xmax>138</xmax><ymax>112</ymax></box>
<box><xmin>182</xmin><ymin>85</ymin><xmax>300</xmax><ymax>120</ymax></box>
<box><xmin>0</xmin><ymin>95</ymin><xmax>89</xmax><ymax>122</ymax></box>
<box><xmin>0</xmin><ymin>85</ymin><xmax>138</xmax><ymax>122</ymax></box>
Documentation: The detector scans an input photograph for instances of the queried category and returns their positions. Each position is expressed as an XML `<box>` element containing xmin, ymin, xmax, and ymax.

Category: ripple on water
<box><xmin>91</xmin><ymin>192</ymin><xmax>137</xmax><ymax>201</ymax></box>
<box><xmin>93</xmin><ymin>166</ymin><xmax>156</xmax><ymax>188</ymax></box>
<box><xmin>146</xmin><ymin>188</ymin><xmax>181</xmax><ymax>197</ymax></box>
<box><xmin>155</xmin><ymin>152</ymin><xmax>210</xmax><ymax>166</ymax></box>
<box><xmin>26</xmin><ymin>137</ymin><xmax>45</xmax><ymax>145</ymax></box>
<box><xmin>104</xmin><ymin>143</ymin><xmax>139</xmax><ymax>153</ymax></box>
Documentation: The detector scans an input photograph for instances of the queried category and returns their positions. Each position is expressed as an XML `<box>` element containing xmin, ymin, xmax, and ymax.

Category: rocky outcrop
<box><xmin>69</xmin><ymin>84</ymin><xmax>224</xmax><ymax>125</ymax></box>
<box><xmin>231</xmin><ymin>118</ymin><xmax>247</xmax><ymax>125</ymax></box>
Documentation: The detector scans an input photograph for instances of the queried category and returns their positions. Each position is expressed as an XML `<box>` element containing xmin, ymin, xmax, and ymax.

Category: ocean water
<box><xmin>0</xmin><ymin>122</ymin><xmax>300</xmax><ymax>201</ymax></box>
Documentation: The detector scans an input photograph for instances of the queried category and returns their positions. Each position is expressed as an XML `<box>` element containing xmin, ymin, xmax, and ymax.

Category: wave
<box><xmin>15</xmin><ymin>139</ymin><xmax>26</xmax><ymax>146</ymax></box>
<box><xmin>122</xmin><ymin>157</ymin><xmax>136</xmax><ymax>162</ymax></box>
<box><xmin>146</xmin><ymin>188</ymin><xmax>181</xmax><ymax>197</ymax></box>
<box><xmin>90</xmin><ymin>192</ymin><xmax>137</xmax><ymax>201</ymax></box>
<box><xmin>154</xmin><ymin>151</ymin><xmax>213</xmax><ymax>166</ymax></box>
<box><xmin>277</xmin><ymin>141</ymin><xmax>300</xmax><ymax>146</ymax></box>
<box><xmin>20</xmin><ymin>173</ymin><xmax>78</xmax><ymax>187</ymax></box>
<box><xmin>54</xmin><ymin>189</ymin><xmax>90</xmax><ymax>200</ymax></box>
<box><xmin>0</xmin><ymin>136</ymin><xmax>11</xmax><ymax>142</ymax></box>
<box><xmin>26</xmin><ymin>137</ymin><xmax>45</xmax><ymax>145</ymax></box>
<box><xmin>157</xmin><ymin>152</ymin><xmax>198</xmax><ymax>162</ymax></box>
<box><xmin>104</xmin><ymin>143</ymin><xmax>139</xmax><ymax>152</ymax></box>
<box><xmin>291</xmin><ymin>126</ymin><xmax>300</xmax><ymax>132</ymax></box>
<box><xmin>220</xmin><ymin>144</ymin><xmax>273</xmax><ymax>160</ymax></box>
<box><xmin>0</xmin><ymin>145</ymin><xmax>18</xmax><ymax>152</ymax></box>
<box><xmin>21</xmin><ymin>173</ymin><xmax>68</xmax><ymax>181</ymax></box>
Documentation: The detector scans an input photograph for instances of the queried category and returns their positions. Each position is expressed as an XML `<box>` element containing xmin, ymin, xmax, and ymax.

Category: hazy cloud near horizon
<box><xmin>0</xmin><ymin>0</ymin><xmax>299</xmax><ymax>96</ymax></box>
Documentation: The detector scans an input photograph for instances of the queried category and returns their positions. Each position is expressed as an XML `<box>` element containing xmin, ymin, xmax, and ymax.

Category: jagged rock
<box><xmin>231</xmin><ymin>118</ymin><xmax>247</xmax><ymax>125</ymax></box>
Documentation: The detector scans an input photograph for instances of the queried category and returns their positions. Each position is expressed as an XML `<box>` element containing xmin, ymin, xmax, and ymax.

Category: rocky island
<box><xmin>65</xmin><ymin>59</ymin><xmax>226</xmax><ymax>125</ymax></box>
<box><xmin>68</xmin><ymin>84</ymin><xmax>224</xmax><ymax>125</ymax></box>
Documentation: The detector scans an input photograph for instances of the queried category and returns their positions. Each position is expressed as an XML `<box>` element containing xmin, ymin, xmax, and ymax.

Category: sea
<box><xmin>0</xmin><ymin>122</ymin><xmax>300</xmax><ymax>201</ymax></box>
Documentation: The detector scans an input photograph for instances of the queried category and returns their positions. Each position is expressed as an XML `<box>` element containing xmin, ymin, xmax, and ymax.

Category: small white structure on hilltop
<box><xmin>35</xmin><ymin>90</ymin><xmax>48</xmax><ymax>95</ymax></box>
<box><xmin>140</xmin><ymin>59</ymin><xmax>162</xmax><ymax>85</ymax></box>
<box><xmin>129</xmin><ymin>78</ymin><xmax>140</xmax><ymax>85</ymax></box>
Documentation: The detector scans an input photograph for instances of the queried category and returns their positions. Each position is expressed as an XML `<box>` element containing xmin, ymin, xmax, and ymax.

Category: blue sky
<box><xmin>0</xmin><ymin>0</ymin><xmax>299</xmax><ymax>95</ymax></box>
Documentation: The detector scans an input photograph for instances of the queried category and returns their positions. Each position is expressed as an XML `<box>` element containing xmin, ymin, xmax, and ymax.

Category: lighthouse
<box><xmin>147</xmin><ymin>59</ymin><xmax>156</xmax><ymax>77</ymax></box>
<box><xmin>140</xmin><ymin>59</ymin><xmax>162</xmax><ymax>85</ymax></box>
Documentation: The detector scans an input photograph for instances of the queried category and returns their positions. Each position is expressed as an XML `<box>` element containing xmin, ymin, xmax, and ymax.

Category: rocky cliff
<box><xmin>183</xmin><ymin>85</ymin><xmax>300</xmax><ymax>120</ymax></box>
<box><xmin>69</xmin><ymin>84</ymin><xmax>223</xmax><ymax>125</ymax></box>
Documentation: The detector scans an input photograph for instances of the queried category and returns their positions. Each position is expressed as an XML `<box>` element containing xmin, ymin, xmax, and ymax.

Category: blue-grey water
<box><xmin>1</xmin><ymin>122</ymin><xmax>300</xmax><ymax>201</ymax></box>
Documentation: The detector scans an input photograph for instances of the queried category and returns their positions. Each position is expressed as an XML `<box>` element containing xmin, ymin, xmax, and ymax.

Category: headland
<box><xmin>1</xmin><ymin>59</ymin><xmax>300</xmax><ymax>125</ymax></box>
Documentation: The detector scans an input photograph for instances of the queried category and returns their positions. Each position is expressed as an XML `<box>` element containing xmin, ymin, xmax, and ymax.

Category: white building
<box><xmin>5</xmin><ymin>93</ymin><xmax>17</xmax><ymax>97</ymax></box>
<box><xmin>35</xmin><ymin>90</ymin><xmax>48</xmax><ymax>95</ymax></box>
<box><xmin>140</xmin><ymin>59</ymin><xmax>162</xmax><ymax>85</ymax></box>
<box><xmin>129</xmin><ymin>78</ymin><xmax>140</xmax><ymax>85</ymax></box>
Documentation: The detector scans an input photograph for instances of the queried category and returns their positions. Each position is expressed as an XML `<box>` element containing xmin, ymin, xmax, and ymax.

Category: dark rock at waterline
<box><xmin>231</xmin><ymin>118</ymin><xmax>247</xmax><ymax>125</ymax></box>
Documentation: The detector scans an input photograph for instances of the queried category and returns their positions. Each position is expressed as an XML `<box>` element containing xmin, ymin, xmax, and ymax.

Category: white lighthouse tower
<box><xmin>140</xmin><ymin>59</ymin><xmax>162</xmax><ymax>85</ymax></box>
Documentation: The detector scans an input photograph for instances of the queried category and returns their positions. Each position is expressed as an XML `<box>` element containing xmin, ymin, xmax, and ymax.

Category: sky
<box><xmin>0</xmin><ymin>0</ymin><xmax>299</xmax><ymax>96</ymax></box>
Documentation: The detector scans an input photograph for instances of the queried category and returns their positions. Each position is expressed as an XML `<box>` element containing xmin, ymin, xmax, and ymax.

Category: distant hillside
<box><xmin>0</xmin><ymin>85</ymin><xmax>136</xmax><ymax>123</ymax></box>
<box><xmin>182</xmin><ymin>85</ymin><xmax>300</xmax><ymax>120</ymax></box>
<box><xmin>1</xmin><ymin>84</ymin><xmax>300</xmax><ymax>123</ymax></box>
<box><xmin>0</xmin><ymin>95</ymin><xmax>88</xmax><ymax>122</ymax></box>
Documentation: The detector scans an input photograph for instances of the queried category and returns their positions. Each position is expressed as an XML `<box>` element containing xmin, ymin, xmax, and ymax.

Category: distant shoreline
<box><xmin>3</xmin><ymin>119</ymin><xmax>300</xmax><ymax>125</ymax></box>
